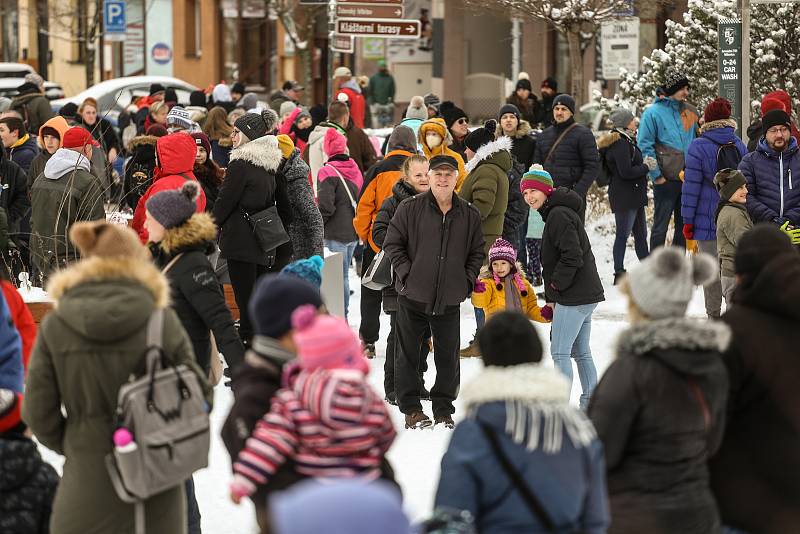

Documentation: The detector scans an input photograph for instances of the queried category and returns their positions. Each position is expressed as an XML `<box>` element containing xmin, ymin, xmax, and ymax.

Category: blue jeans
<box><xmin>551</xmin><ymin>303</ymin><xmax>598</xmax><ymax>409</ymax></box>
<box><xmin>651</xmin><ymin>180</ymin><xmax>685</xmax><ymax>250</ymax></box>
<box><xmin>613</xmin><ymin>207</ymin><xmax>649</xmax><ymax>273</ymax></box>
<box><xmin>325</xmin><ymin>240</ymin><xmax>357</xmax><ymax>317</ymax></box>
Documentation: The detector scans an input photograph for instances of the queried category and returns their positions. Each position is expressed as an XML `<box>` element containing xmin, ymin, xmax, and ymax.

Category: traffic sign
<box><xmin>338</xmin><ymin>0</ymin><xmax>402</xmax><ymax>3</ymax></box>
<box><xmin>335</xmin><ymin>4</ymin><xmax>404</xmax><ymax>19</ymax></box>
<box><xmin>104</xmin><ymin>0</ymin><xmax>126</xmax><ymax>41</ymax></box>
<box><xmin>335</xmin><ymin>19</ymin><xmax>421</xmax><ymax>39</ymax></box>
<box><xmin>331</xmin><ymin>33</ymin><xmax>355</xmax><ymax>54</ymax></box>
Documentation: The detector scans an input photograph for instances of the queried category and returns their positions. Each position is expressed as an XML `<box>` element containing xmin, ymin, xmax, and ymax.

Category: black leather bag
<box><xmin>361</xmin><ymin>249</ymin><xmax>393</xmax><ymax>290</ymax></box>
<box><xmin>241</xmin><ymin>205</ymin><xmax>290</xmax><ymax>262</ymax></box>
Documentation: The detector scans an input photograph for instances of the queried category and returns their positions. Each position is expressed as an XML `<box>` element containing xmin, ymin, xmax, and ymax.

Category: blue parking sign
<box><xmin>104</xmin><ymin>0</ymin><xmax>126</xmax><ymax>34</ymax></box>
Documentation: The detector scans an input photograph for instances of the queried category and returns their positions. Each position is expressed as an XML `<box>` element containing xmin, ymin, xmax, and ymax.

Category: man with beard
<box><xmin>539</xmin><ymin>77</ymin><xmax>560</xmax><ymax>128</ymax></box>
<box><xmin>739</xmin><ymin>109</ymin><xmax>800</xmax><ymax>230</ymax></box>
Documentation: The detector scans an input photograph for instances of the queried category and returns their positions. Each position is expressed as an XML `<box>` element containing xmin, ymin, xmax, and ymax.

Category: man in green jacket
<box><xmin>368</xmin><ymin>60</ymin><xmax>396</xmax><ymax>128</ymax></box>
<box><xmin>30</xmin><ymin>127</ymin><xmax>106</xmax><ymax>279</ymax></box>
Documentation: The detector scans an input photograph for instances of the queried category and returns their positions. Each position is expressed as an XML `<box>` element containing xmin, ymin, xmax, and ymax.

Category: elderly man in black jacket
<box><xmin>533</xmin><ymin>94</ymin><xmax>599</xmax><ymax>221</ymax></box>
<box><xmin>384</xmin><ymin>155</ymin><xmax>485</xmax><ymax>430</ymax></box>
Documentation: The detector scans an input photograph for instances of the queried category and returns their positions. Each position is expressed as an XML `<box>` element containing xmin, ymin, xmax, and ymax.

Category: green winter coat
<box><xmin>10</xmin><ymin>91</ymin><xmax>55</xmax><ymax>134</ymax></box>
<box><xmin>23</xmin><ymin>255</ymin><xmax>212</xmax><ymax>534</ymax></box>
<box><xmin>459</xmin><ymin>136</ymin><xmax>512</xmax><ymax>254</ymax></box>
<box><xmin>716</xmin><ymin>202</ymin><xmax>753</xmax><ymax>278</ymax></box>
<box><xmin>368</xmin><ymin>71</ymin><xmax>396</xmax><ymax>105</ymax></box>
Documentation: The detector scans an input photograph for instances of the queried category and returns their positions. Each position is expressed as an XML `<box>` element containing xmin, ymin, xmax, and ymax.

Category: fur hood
<box><xmin>47</xmin><ymin>256</ymin><xmax>169</xmax><ymax>309</ymax></box>
<box><xmin>465</xmin><ymin>135</ymin><xmax>513</xmax><ymax>173</ymax></box>
<box><xmin>597</xmin><ymin>128</ymin><xmax>634</xmax><ymax>150</ymax></box>
<box><xmin>700</xmin><ymin>118</ymin><xmax>738</xmax><ymax>134</ymax></box>
<box><xmin>616</xmin><ymin>317</ymin><xmax>731</xmax><ymax>362</ymax></box>
<box><xmin>462</xmin><ymin>364</ymin><xmax>596</xmax><ymax>453</ymax></box>
<box><xmin>160</xmin><ymin>212</ymin><xmax>218</xmax><ymax>255</ymax></box>
<box><xmin>229</xmin><ymin>135</ymin><xmax>282</xmax><ymax>171</ymax></box>
<box><xmin>494</xmin><ymin>119</ymin><xmax>533</xmax><ymax>140</ymax></box>
<box><xmin>128</xmin><ymin>135</ymin><xmax>160</xmax><ymax>150</ymax></box>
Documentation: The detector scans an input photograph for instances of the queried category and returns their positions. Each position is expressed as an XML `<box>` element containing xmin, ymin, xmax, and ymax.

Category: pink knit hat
<box><xmin>323</xmin><ymin>127</ymin><xmax>348</xmax><ymax>158</ymax></box>
<box><xmin>488</xmin><ymin>237</ymin><xmax>528</xmax><ymax>296</ymax></box>
<box><xmin>291</xmin><ymin>305</ymin><xmax>368</xmax><ymax>374</ymax></box>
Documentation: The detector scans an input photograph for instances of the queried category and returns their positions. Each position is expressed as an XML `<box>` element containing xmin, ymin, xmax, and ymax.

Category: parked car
<box><xmin>50</xmin><ymin>75</ymin><xmax>198</xmax><ymax>125</ymax></box>
<box><xmin>0</xmin><ymin>63</ymin><xmax>65</xmax><ymax>100</ymax></box>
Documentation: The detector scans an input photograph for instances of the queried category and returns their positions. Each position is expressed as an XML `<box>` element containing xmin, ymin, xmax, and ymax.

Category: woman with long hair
<box><xmin>191</xmin><ymin>132</ymin><xmax>224</xmax><ymax>212</ymax></box>
<box><xmin>203</xmin><ymin>106</ymin><xmax>234</xmax><ymax>168</ymax></box>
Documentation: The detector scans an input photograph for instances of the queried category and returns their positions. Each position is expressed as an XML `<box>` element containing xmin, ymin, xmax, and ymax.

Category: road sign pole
<box><xmin>740</xmin><ymin>0</ymin><xmax>750</xmax><ymax>142</ymax></box>
<box><xmin>328</xmin><ymin>0</ymin><xmax>336</xmax><ymax>102</ymax></box>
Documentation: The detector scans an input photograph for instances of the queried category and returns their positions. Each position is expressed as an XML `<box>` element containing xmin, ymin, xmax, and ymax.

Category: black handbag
<box><xmin>361</xmin><ymin>248</ymin><xmax>393</xmax><ymax>290</ymax></box>
<box><xmin>241</xmin><ymin>205</ymin><xmax>290</xmax><ymax>262</ymax></box>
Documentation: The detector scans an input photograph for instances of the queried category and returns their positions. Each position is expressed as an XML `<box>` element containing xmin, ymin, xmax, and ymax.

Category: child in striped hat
<box><xmin>472</xmin><ymin>237</ymin><xmax>549</xmax><ymax>323</ymax></box>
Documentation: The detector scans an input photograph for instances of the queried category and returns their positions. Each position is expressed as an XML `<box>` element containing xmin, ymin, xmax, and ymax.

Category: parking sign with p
<box><xmin>104</xmin><ymin>0</ymin><xmax>126</xmax><ymax>40</ymax></box>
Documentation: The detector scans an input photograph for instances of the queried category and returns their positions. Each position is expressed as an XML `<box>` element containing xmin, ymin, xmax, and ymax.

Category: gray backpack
<box><xmin>106</xmin><ymin>309</ymin><xmax>210</xmax><ymax>533</ymax></box>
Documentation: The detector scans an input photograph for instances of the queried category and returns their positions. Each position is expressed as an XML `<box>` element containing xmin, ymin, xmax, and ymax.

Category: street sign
<box><xmin>335</xmin><ymin>19</ymin><xmax>421</xmax><ymax>39</ymax></box>
<box><xmin>338</xmin><ymin>0</ymin><xmax>402</xmax><ymax>3</ymax></box>
<box><xmin>331</xmin><ymin>33</ymin><xmax>355</xmax><ymax>54</ymax></box>
<box><xmin>600</xmin><ymin>18</ymin><xmax>639</xmax><ymax>80</ymax></box>
<box><xmin>335</xmin><ymin>3</ymin><xmax>404</xmax><ymax>19</ymax></box>
<box><xmin>104</xmin><ymin>0</ymin><xmax>126</xmax><ymax>41</ymax></box>
<box><xmin>612</xmin><ymin>0</ymin><xmax>635</xmax><ymax>17</ymax></box>
<box><xmin>718</xmin><ymin>19</ymin><xmax>743</xmax><ymax>134</ymax></box>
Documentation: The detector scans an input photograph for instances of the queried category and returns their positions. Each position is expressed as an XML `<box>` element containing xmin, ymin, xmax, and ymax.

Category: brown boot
<box><xmin>459</xmin><ymin>341</ymin><xmax>481</xmax><ymax>359</ymax></box>
<box><xmin>434</xmin><ymin>414</ymin><xmax>455</xmax><ymax>429</ymax></box>
<box><xmin>404</xmin><ymin>411</ymin><xmax>432</xmax><ymax>429</ymax></box>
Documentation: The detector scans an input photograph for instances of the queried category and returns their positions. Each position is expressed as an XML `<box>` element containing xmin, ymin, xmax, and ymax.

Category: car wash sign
<box><xmin>718</xmin><ymin>19</ymin><xmax>742</xmax><ymax>132</ymax></box>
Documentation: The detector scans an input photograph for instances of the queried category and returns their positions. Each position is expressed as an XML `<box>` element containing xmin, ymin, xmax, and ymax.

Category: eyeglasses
<box><xmin>455</xmin><ymin>118</ymin><xmax>468</xmax><ymax>125</ymax></box>
<box><xmin>767</xmin><ymin>126</ymin><xmax>789</xmax><ymax>135</ymax></box>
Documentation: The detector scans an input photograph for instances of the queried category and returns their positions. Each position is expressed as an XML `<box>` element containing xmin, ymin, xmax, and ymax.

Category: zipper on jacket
<box><xmin>780</xmin><ymin>153</ymin><xmax>785</xmax><ymax>218</ymax></box>
<box><xmin>432</xmin><ymin>213</ymin><xmax>449</xmax><ymax>315</ymax></box>
<box><xmin>790</xmin><ymin>167</ymin><xmax>794</xmax><ymax>190</ymax></box>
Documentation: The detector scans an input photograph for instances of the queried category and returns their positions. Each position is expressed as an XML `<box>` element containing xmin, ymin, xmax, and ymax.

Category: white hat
<box><xmin>333</xmin><ymin>66</ymin><xmax>352</xmax><ymax>79</ymax></box>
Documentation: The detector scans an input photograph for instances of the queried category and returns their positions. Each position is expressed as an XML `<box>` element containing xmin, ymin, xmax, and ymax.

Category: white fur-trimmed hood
<box><xmin>462</xmin><ymin>363</ymin><xmax>569</xmax><ymax>407</ymax></box>
<box><xmin>615</xmin><ymin>317</ymin><xmax>731</xmax><ymax>360</ymax></box>
<box><xmin>229</xmin><ymin>135</ymin><xmax>282</xmax><ymax>171</ymax></box>
<box><xmin>465</xmin><ymin>135</ymin><xmax>513</xmax><ymax>173</ymax></box>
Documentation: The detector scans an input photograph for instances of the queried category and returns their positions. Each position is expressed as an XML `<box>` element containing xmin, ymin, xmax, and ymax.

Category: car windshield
<box><xmin>0</xmin><ymin>69</ymin><xmax>31</xmax><ymax>79</ymax></box>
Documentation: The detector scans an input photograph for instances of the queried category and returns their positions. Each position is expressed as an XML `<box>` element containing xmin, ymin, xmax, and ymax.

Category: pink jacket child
<box><xmin>229</xmin><ymin>305</ymin><xmax>396</xmax><ymax>503</ymax></box>
<box><xmin>316</xmin><ymin>128</ymin><xmax>364</xmax><ymax>193</ymax></box>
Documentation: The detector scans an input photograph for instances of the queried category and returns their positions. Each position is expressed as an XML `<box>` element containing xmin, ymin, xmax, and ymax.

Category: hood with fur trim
<box><xmin>159</xmin><ymin>212</ymin><xmax>217</xmax><ymax>255</ymax></box>
<box><xmin>465</xmin><ymin>135</ymin><xmax>513</xmax><ymax>173</ymax></box>
<box><xmin>615</xmin><ymin>318</ymin><xmax>731</xmax><ymax>376</ymax></box>
<box><xmin>700</xmin><ymin>118</ymin><xmax>738</xmax><ymax>134</ymax></box>
<box><xmin>494</xmin><ymin>119</ymin><xmax>533</xmax><ymax>140</ymax></box>
<box><xmin>597</xmin><ymin>128</ymin><xmax>634</xmax><ymax>150</ymax></box>
<box><xmin>128</xmin><ymin>134</ymin><xmax>160</xmax><ymax>150</ymax></box>
<box><xmin>46</xmin><ymin>256</ymin><xmax>169</xmax><ymax>341</ymax></box>
<box><xmin>229</xmin><ymin>134</ymin><xmax>282</xmax><ymax>172</ymax></box>
<box><xmin>418</xmin><ymin>118</ymin><xmax>453</xmax><ymax>153</ymax></box>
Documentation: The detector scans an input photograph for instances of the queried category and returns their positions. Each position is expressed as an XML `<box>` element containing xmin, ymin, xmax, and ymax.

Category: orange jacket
<box><xmin>354</xmin><ymin>149</ymin><xmax>413</xmax><ymax>252</ymax></box>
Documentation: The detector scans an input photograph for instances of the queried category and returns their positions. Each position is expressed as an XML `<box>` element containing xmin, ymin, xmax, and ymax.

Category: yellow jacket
<box><xmin>418</xmin><ymin>118</ymin><xmax>468</xmax><ymax>191</ymax></box>
<box><xmin>472</xmin><ymin>271</ymin><xmax>548</xmax><ymax>323</ymax></box>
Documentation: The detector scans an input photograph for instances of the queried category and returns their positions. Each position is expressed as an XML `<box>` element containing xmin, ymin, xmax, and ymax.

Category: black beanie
<box><xmin>516</xmin><ymin>79</ymin><xmax>532</xmax><ymax>92</ymax></box>
<box><xmin>164</xmin><ymin>88</ymin><xmax>178</xmax><ymax>104</ymax></box>
<box><xmin>499</xmin><ymin>103</ymin><xmax>521</xmax><ymax>122</ymax></box>
<box><xmin>249</xmin><ymin>275</ymin><xmax>323</xmax><ymax>338</ymax></box>
<box><xmin>735</xmin><ymin>224</ymin><xmax>795</xmax><ymax>278</ymax></box>
<box><xmin>553</xmin><ymin>94</ymin><xmax>576</xmax><ymax>115</ymax></box>
<box><xmin>440</xmin><ymin>101</ymin><xmax>468</xmax><ymax>130</ymax></box>
<box><xmin>663</xmin><ymin>70</ymin><xmax>690</xmax><ymax>96</ymax></box>
<box><xmin>478</xmin><ymin>311</ymin><xmax>543</xmax><ymax>366</ymax></box>
<box><xmin>189</xmin><ymin>90</ymin><xmax>207</xmax><ymax>108</ymax></box>
<box><xmin>464</xmin><ymin>120</ymin><xmax>497</xmax><ymax>152</ymax></box>
<box><xmin>235</xmin><ymin>109</ymin><xmax>278</xmax><ymax>140</ymax></box>
<box><xmin>541</xmin><ymin>77</ymin><xmax>557</xmax><ymax>91</ymax></box>
<box><xmin>149</xmin><ymin>83</ymin><xmax>165</xmax><ymax>96</ymax></box>
<box><xmin>762</xmin><ymin>109</ymin><xmax>792</xmax><ymax>133</ymax></box>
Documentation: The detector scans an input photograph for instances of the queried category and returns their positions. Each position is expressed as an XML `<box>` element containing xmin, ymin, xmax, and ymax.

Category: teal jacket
<box><xmin>637</xmin><ymin>97</ymin><xmax>699</xmax><ymax>181</ymax></box>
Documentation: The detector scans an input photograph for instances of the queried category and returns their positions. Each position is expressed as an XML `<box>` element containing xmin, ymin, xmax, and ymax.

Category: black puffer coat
<box><xmin>533</xmin><ymin>118</ymin><xmax>600</xmax><ymax>197</ymax></box>
<box><xmin>497</xmin><ymin>120</ymin><xmax>537</xmax><ymax>171</ymax></box>
<box><xmin>540</xmin><ymin>188</ymin><xmax>604</xmax><ymax>306</ymax></box>
<box><xmin>123</xmin><ymin>135</ymin><xmax>159</xmax><ymax>211</ymax></box>
<box><xmin>372</xmin><ymin>179</ymin><xmax>418</xmax><ymax>312</ymax></box>
<box><xmin>151</xmin><ymin>212</ymin><xmax>245</xmax><ymax>371</ymax></box>
<box><xmin>589</xmin><ymin>318</ymin><xmax>730</xmax><ymax>534</ymax></box>
<box><xmin>213</xmin><ymin>136</ymin><xmax>292</xmax><ymax>265</ymax></box>
<box><xmin>193</xmin><ymin>160</ymin><xmax>223</xmax><ymax>212</ymax></box>
<box><xmin>0</xmin><ymin>434</ymin><xmax>60</xmax><ymax>534</ymax></box>
<box><xmin>711</xmin><ymin>252</ymin><xmax>800</xmax><ymax>534</ymax></box>
<box><xmin>598</xmin><ymin>129</ymin><xmax>649</xmax><ymax>213</ymax></box>
<box><xmin>77</xmin><ymin>117</ymin><xmax>120</xmax><ymax>155</ymax></box>
<box><xmin>0</xmin><ymin>146</ymin><xmax>30</xmax><ymax>231</ymax></box>
<box><xmin>282</xmin><ymin>149</ymin><xmax>323</xmax><ymax>259</ymax></box>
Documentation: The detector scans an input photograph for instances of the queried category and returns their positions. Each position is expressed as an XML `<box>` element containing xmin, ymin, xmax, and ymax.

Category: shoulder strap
<box><xmin>544</xmin><ymin>123</ymin><xmax>579</xmax><ymax>163</ymax></box>
<box><xmin>161</xmin><ymin>252</ymin><xmax>184</xmax><ymax>275</ymax></box>
<box><xmin>147</xmin><ymin>308</ymin><xmax>164</xmax><ymax>351</ymax></box>
<box><xmin>178</xmin><ymin>173</ymin><xmax>191</xmax><ymax>182</ymax></box>
<box><xmin>325</xmin><ymin>164</ymin><xmax>357</xmax><ymax>211</ymax></box>
<box><xmin>478</xmin><ymin>421</ymin><xmax>556</xmax><ymax>531</ymax></box>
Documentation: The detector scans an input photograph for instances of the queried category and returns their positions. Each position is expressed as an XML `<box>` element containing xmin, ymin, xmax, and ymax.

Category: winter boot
<box><xmin>459</xmin><ymin>341</ymin><xmax>481</xmax><ymax>359</ymax></box>
<box><xmin>405</xmin><ymin>411</ymin><xmax>433</xmax><ymax>429</ymax></box>
<box><xmin>434</xmin><ymin>414</ymin><xmax>455</xmax><ymax>429</ymax></box>
<box><xmin>613</xmin><ymin>270</ymin><xmax>627</xmax><ymax>286</ymax></box>
<box><xmin>364</xmin><ymin>343</ymin><xmax>376</xmax><ymax>359</ymax></box>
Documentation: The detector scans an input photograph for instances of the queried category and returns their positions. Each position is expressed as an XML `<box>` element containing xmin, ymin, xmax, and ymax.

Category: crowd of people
<box><xmin>0</xmin><ymin>64</ymin><xmax>798</xmax><ymax>534</ymax></box>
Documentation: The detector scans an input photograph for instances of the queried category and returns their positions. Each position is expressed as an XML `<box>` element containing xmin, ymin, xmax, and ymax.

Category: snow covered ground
<box><xmin>39</xmin><ymin>218</ymin><xmax>708</xmax><ymax>533</ymax></box>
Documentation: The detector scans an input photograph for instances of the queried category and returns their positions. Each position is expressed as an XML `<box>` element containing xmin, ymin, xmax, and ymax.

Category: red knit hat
<box><xmin>703</xmin><ymin>97</ymin><xmax>732</xmax><ymax>123</ymax></box>
<box><xmin>763</xmin><ymin>90</ymin><xmax>792</xmax><ymax>116</ymax></box>
<box><xmin>761</xmin><ymin>97</ymin><xmax>786</xmax><ymax>116</ymax></box>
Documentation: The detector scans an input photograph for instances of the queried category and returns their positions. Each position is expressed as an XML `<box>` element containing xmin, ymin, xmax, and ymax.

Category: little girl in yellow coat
<box><xmin>472</xmin><ymin>237</ymin><xmax>549</xmax><ymax>323</ymax></box>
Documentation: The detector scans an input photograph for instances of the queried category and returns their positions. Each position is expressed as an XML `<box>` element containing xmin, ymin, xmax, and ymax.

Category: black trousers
<box><xmin>359</xmin><ymin>246</ymin><xmax>383</xmax><ymax>344</ymax></box>
<box><xmin>227</xmin><ymin>259</ymin><xmax>269</xmax><ymax>344</ymax></box>
<box><xmin>396</xmin><ymin>297</ymin><xmax>460</xmax><ymax>417</ymax></box>
<box><xmin>386</xmin><ymin>311</ymin><xmax>429</xmax><ymax>397</ymax></box>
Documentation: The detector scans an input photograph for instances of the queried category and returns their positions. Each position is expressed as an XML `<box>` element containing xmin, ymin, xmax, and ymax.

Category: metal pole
<box><xmin>740</xmin><ymin>0</ymin><xmax>750</xmax><ymax>143</ymax></box>
<box><xmin>511</xmin><ymin>18</ymin><xmax>521</xmax><ymax>81</ymax></box>
<box><xmin>327</xmin><ymin>0</ymin><xmax>336</xmax><ymax>103</ymax></box>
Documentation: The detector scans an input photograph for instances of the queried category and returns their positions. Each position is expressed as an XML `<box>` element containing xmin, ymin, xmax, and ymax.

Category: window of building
<box><xmin>185</xmin><ymin>0</ymin><xmax>202</xmax><ymax>57</ymax></box>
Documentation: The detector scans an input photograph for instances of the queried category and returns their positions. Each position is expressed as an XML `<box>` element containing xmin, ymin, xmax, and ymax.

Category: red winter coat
<box><xmin>131</xmin><ymin>133</ymin><xmax>206</xmax><ymax>242</ymax></box>
<box><xmin>1</xmin><ymin>281</ymin><xmax>35</xmax><ymax>370</ymax></box>
<box><xmin>337</xmin><ymin>86</ymin><xmax>366</xmax><ymax>129</ymax></box>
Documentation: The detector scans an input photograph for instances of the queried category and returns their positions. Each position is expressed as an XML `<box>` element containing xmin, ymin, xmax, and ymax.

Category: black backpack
<box><xmin>710</xmin><ymin>139</ymin><xmax>743</xmax><ymax>172</ymax></box>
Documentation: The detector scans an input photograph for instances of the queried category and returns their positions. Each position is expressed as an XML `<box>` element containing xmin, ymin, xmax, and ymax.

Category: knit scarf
<box><xmin>502</xmin><ymin>274</ymin><xmax>523</xmax><ymax>312</ymax></box>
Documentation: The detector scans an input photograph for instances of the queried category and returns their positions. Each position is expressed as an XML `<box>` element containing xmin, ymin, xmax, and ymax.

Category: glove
<box><xmin>682</xmin><ymin>224</ymin><xmax>694</xmax><ymax>240</ymax></box>
<box><xmin>540</xmin><ymin>304</ymin><xmax>554</xmax><ymax>322</ymax></box>
<box><xmin>643</xmin><ymin>156</ymin><xmax>658</xmax><ymax>171</ymax></box>
<box><xmin>780</xmin><ymin>221</ymin><xmax>800</xmax><ymax>245</ymax></box>
<box><xmin>473</xmin><ymin>280</ymin><xmax>487</xmax><ymax>293</ymax></box>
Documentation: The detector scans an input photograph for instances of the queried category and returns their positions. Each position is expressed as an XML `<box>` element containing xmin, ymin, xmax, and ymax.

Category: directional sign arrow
<box><xmin>335</xmin><ymin>4</ymin><xmax>404</xmax><ymax>19</ymax></box>
<box><xmin>335</xmin><ymin>18</ymin><xmax>421</xmax><ymax>39</ymax></box>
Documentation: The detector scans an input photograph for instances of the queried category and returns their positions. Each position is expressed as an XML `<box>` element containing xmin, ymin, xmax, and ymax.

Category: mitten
<box><xmin>643</xmin><ymin>156</ymin><xmax>658</xmax><ymax>171</ymax></box>
<box><xmin>540</xmin><ymin>304</ymin><xmax>554</xmax><ymax>322</ymax></box>
<box><xmin>473</xmin><ymin>280</ymin><xmax>487</xmax><ymax>293</ymax></box>
<box><xmin>682</xmin><ymin>224</ymin><xmax>694</xmax><ymax>240</ymax></box>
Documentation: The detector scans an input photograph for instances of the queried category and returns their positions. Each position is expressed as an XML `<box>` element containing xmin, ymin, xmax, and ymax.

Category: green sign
<box><xmin>718</xmin><ymin>19</ymin><xmax>742</xmax><ymax>133</ymax></box>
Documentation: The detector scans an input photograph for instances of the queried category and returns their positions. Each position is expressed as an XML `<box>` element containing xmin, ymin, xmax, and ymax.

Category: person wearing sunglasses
<box><xmin>440</xmin><ymin>101</ymin><xmax>469</xmax><ymax>161</ymax></box>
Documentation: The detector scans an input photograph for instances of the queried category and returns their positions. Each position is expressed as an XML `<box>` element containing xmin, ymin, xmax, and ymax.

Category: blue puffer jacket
<box><xmin>739</xmin><ymin>136</ymin><xmax>800</xmax><ymax>224</ymax></box>
<box><xmin>638</xmin><ymin>97</ymin><xmax>699</xmax><ymax>181</ymax></box>
<box><xmin>435</xmin><ymin>364</ymin><xmax>609</xmax><ymax>534</ymax></box>
<box><xmin>0</xmin><ymin>293</ymin><xmax>22</xmax><ymax>393</ymax></box>
<box><xmin>681</xmin><ymin>120</ymin><xmax>747</xmax><ymax>241</ymax></box>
